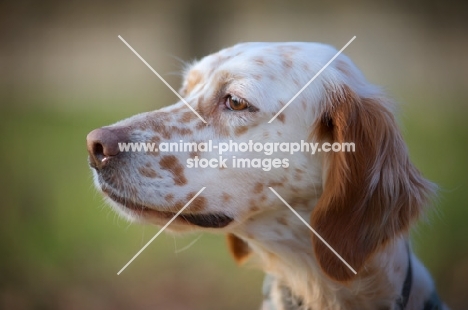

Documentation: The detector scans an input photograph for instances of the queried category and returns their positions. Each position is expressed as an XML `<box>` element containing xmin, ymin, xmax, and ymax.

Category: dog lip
<box><xmin>103</xmin><ymin>188</ymin><xmax>233</xmax><ymax>228</ymax></box>
<box><xmin>103</xmin><ymin>189</ymin><xmax>167</xmax><ymax>214</ymax></box>
<box><xmin>179</xmin><ymin>213</ymin><xmax>233</xmax><ymax>228</ymax></box>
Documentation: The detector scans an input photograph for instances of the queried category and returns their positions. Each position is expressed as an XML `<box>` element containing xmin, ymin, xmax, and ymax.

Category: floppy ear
<box><xmin>311</xmin><ymin>85</ymin><xmax>435</xmax><ymax>282</ymax></box>
<box><xmin>226</xmin><ymin>233</ymin><xmax>251</xmax><ymax>264</ymax></box>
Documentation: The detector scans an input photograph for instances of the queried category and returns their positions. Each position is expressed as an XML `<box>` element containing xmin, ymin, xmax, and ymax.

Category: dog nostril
<box><xmin>92</xmin><ymin>141</ymin><xmax>105</xmax><ymax>162</ymax></box>
<box><xmin>86</xmin><ymin>126</ymin><xmax>129</xmax><ymax>169</ymax></box>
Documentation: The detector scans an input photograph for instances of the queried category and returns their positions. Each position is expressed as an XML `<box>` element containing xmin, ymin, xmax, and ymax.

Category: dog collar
<box><xmin>397</xmin><ymin>244</ymin><xmax>413</xmax><ymax>309</ymax></box>
<box><xmin>397</xmin><ymin>245</ymin><xmax>442</xmax><ymax>310</ymax></box>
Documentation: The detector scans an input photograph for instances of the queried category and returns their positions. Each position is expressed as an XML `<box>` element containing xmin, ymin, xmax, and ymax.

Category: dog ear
<box><xmin>226</xmin><ymin>233</ymin><xmax>251</xmax><ymax>264</ymax></box>
<box><xmin>310</xmin><ymin>85</ymin><xmax>435</xmax><ymax>282</ymax></box>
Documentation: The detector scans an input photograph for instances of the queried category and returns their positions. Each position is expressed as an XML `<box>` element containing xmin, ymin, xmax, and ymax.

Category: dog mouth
<box><xmin>103</xmin><ymin>189</ymin><xmax>233</xmax><ymax>228</ymax></box>
<box><xmin>178</xmin><ymin>213</ymin><xmax>233</xmax><ymax>228</ymax></box>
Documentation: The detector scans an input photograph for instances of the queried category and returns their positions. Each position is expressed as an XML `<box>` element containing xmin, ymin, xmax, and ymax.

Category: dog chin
<box><xmin>103</xmin><ymin>193</ymin><xmax>234</xmax><ymax>229</ymax></box>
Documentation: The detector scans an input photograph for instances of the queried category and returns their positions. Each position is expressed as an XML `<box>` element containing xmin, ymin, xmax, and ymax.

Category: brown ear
<box><xmin>311</xmin><ymin>85</ymin><xmax>435</xmax><ymax>282</ymax></box>
<box><xmin>226</xmin><ymin>233</ymin><xmax>251</xmax><ymax>264</ymax></box>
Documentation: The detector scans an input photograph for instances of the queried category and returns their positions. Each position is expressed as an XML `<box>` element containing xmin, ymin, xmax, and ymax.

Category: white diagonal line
<box><xmin>118</xmin><ymin>35</ymin><xmax>207</xmax><ymax>124</ymax></box>
<box><xmin>117</xmin><ymin>187</ymin><xmax>206</xmax><ymax>275</ymax></box>
<box><xmin>268</xmin><ymin>36</ymin><xmax>356</xmax><ymax>123</ymax></box>
<box><xmin>268</xmin><ymin>187</ymin><xmax>357</xmax><ymax>275</ymax></box>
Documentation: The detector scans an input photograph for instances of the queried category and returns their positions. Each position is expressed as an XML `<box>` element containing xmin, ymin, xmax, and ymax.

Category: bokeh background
<box><xmin>1</xmin><ymin>1</ymin><xmax>467</xmax><ymax>309</ymax></box>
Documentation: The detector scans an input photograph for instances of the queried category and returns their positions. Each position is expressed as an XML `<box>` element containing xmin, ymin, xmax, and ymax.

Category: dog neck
<box><xmin>233</xmin><ymin>207</ymin><xmax>410</xmax><ymax>309</ymax></box>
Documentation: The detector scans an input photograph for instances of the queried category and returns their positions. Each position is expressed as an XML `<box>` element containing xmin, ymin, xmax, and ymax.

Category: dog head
<box><xmin>87</xmin><ymin>42</ymin><xmax>435</xmax><ymax>281</ymax></box>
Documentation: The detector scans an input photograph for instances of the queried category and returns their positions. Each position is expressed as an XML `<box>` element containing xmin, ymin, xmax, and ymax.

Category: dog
<box><xmin>87</xmin><ymin>42</ymin><xmax>446</xmax><ymax>309</ymax></box>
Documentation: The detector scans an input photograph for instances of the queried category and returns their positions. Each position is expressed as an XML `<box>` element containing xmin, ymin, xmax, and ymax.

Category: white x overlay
<box><xmin>116</xmin><ymin>35</ymin><xmax>357</xmax><ymax>276</ymax></box>
<box><xmin>117</xmin><ymin>187</ymin><xmax>206</xmax><ymax>275</ymax></box>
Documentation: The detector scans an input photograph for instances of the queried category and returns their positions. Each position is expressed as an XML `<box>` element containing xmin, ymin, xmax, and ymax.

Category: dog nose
<box><xmin>86</xmin><ymin>127</ymin><xmax>129</xmax><ymax>169</ymax></box>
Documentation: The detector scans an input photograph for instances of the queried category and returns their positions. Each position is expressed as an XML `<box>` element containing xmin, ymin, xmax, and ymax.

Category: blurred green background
<box><xmin>1</xmin><ymin>1</ymin><xmax>467</xmax><ymax>309</ymax></box>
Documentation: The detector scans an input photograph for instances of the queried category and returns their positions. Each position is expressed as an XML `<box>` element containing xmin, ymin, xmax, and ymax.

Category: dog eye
<box><xmin>225</xmin><ymin>95</ymin><xmax>249</xmax><ymax>111</ymax></box>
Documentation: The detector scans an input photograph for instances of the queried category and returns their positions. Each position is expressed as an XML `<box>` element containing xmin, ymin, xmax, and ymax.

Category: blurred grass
<box><xmin>0</xmin><ymin>94</ymin><xmax>467</xmax><ymax>309</ymax></box>
<box><xmin>401</xmin><ymin>96</ymin><xmax>468</xmax><ymax>309</ymax></box>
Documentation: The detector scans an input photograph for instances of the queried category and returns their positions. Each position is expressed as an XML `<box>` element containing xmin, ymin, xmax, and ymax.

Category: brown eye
<box><xmin>226</xmin><ymin>95</ymin><xmax>248</xmax><ymax>111</ymax></box>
